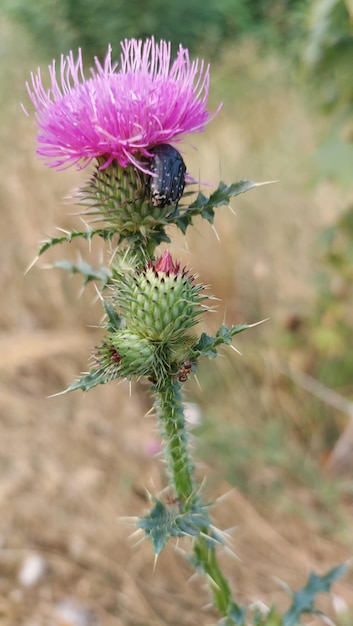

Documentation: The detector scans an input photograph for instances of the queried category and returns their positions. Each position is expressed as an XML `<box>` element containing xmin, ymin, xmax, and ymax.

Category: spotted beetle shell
<box><xmin>149</xmin><ymin>144</ymin><xmax>186</xmax><ymax>208</ymax></box>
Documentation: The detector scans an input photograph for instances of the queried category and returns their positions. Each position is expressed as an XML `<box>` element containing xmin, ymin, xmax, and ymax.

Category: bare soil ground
<box><xmin>0</xmin><ymin>330</ymin><xmax>352</xmax><ymax>625</ymax></box>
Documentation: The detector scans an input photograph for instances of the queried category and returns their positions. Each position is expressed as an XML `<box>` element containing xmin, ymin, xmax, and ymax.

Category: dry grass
<box><xmin>0</xmin><ymin>19</ymin><xmax>352</xmax><ymax>625</ymax></box>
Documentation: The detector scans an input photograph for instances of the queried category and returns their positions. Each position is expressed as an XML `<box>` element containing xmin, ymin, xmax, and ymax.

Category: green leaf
<box><xmin>138</xmin><ymin>498</ymin><xmax>218</xmax><ymax>555</ymax></box>
<box><xmin>138</xmin><ymin>499</ymin><xmax>170</xmax><ymax>554</ymax></box>
<box><xmin>193</xmin><ymin>323</ymin><xmax>254</xmax><ymax>359</ymax></box>
<box><xmin>194</xmin><ymin>331</ymin><xmax>219</xmax><ymax>358</ymax></box>
<box><xmin>283</xmin><ymin>564</ymin><xmax>347</xmax><ymax>626</ymax></box>
<box><xmin>53</xmin><ymin>259</ymin><xmax>111</xmax><ymax>285</ymax></box>
<box><xmin>65</xmin><ymin>367</ymin><xmax>112</xmax><ymax>393</ymax></box>
<box><xmin>207</xmin><ymin>180</ymin><xmax>259</xmax><ymax>208</ymax></box>
<box><xmin>175</xmin><ymin>179</ymin><xmax>267</xmax><ymax>234</ymax></box>
<box><xmin>217</xmin><ymin>323</ymin><xmax>253</xmax><ymax>343</ymax></box>
<box><xmin>38</xmin><ymin>227</ymin><xmax>115</xmax><ymax>256</ymax></box>
<box><xmin>103</xmin><ymin>300</ymin><xmax>122</xmax><ymax>332</ymax></box>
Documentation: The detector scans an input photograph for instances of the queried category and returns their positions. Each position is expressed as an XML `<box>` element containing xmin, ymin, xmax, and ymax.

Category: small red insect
<box><xmin>178</xmin><ymin>359</ymin><xmax>193</xmax><ymax>383</ymax></box>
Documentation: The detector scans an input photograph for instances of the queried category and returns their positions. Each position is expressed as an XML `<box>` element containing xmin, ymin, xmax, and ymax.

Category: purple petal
<box><xmin>26</xmin><ymin>37</ymin><xmax>221</xmax><ymax>172</ymax></box>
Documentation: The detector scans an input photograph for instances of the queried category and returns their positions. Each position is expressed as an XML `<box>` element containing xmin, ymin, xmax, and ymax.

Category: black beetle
<box><xmin>148</xmin><ymin>144</ymin><xmax>186</xmax><ymax>208</ymax></box>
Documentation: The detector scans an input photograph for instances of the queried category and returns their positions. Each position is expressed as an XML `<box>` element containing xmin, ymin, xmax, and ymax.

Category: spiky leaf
<box><xmin>193</xmin><ymin>323</ymin><xmax>252</xmax><ymax>359</ymax></box>
<box><xmin>103</xmin><ymin>300</ymin><xmax>122</xmax><ymax>332</ymax></box>
<box><xmin>65</xmin><ymin>368</ymin><xmax>111</xmax><ymax>392</ymax></box>
<box><xmin>53</xmin><ymin>259</ymin><xmax>111</xmax><ymax>285</ymax></box>
<box><xmin>138</xmin><ymin>497</ymin><xmax>218</xmax><ymax>555</ymax></box>
<box><xmin>175</xmin><ymin>179</ymin><xmax>265</xmax><ymax>234</ymax></box>
<box><xmin>37</xmin><ymin>227</ymin><xmax>117</xmax><ymax>256</ymax></box>
<box><xmin>283</xmin><ymin>564</ymin><xmax>347</xmax><ymax>626</ymax></box>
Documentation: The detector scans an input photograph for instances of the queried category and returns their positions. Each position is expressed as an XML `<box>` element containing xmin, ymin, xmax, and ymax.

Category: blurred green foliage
<box><xmin>300</xmin><ymin>1</ymin><xmax>353</xmax><ymax>391</ymax></box>
<box><xmin>4</xmin><ymin>0</ymin><xmax>308</xmax><ymax>60</ymax></box>
<box><xmin>197</xmin><ymin>408</ymin><xmax>344</xmax><ymax>532</ymax></box>
<box><xmin>311</xmin><ymin>203</ymin><xmax>353</xmax><ymax>388</ymax></box>
<box><xmin>303</xmin><ymin>0</ymin><xmax>353</xmax><ymax>183</ymax></box>
<box><xmin>304</xmin><ymin>0</ymin><xmax>353</xmax><ymax>115</ymax></box>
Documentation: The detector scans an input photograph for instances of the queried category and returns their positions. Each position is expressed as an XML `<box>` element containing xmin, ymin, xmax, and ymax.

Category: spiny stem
<box><xmin>156</xmin><ymin>378</ymin><xmax>195</xmax><ymax>500</ymax></box>
<box><xmin>155</xmin><ymin>377</ymin><xmax>242</xmax><ymax>623</ymax></box>
<box><xmin>193</xmin><ymin>536</ymin><xmax>240</xmax><ymax>622</ymax></box>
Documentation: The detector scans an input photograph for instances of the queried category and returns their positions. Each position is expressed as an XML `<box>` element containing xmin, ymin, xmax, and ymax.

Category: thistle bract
<box><xmin>77</xmin><ymin>158</ymin><xmax>178</xmax><ymax>244</ymax></box>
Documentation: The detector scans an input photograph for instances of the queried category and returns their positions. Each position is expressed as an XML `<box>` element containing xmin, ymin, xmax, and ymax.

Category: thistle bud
<box><xmin>111</xmin><ymin>330</ymin><xmax>157</xmax><ymax>379</ymax></box>
<box><xmin>114</xmin><ymin>251</ymin><xmax>207</xmax><ymax>343</ymax></box>
<box><xmin>94</xmin><ymin>331</ymin><xmax>157</xmax><ymax>381</ymax></box>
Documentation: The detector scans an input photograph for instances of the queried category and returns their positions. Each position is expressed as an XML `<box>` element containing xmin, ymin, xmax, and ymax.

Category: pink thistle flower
<box><xmin>151</xmin><ymin>250</ymin><xmax>181</xmax><ymax>275</ymax></box>
<box><xmin>25</xmin><ymin>38</ymin><xmax>220</xmax><ymax>172</ymax></box>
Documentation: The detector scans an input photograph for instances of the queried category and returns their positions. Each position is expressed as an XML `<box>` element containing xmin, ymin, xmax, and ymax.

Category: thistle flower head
<box><xmin>26</xmin><ymin>37</ymin><xmax>219</xmax><ymax>172</ymax></box>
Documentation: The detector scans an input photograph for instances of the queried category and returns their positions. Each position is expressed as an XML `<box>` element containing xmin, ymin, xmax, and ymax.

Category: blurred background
<box><xmin>1</xmin><ymin>0</ymin><xmax>353</xmax><ymax>624</ymax></box>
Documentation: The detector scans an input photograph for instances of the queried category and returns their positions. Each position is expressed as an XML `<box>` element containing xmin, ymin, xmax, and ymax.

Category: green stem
<box><xmin>156</xmin><ymin>378</ymin><xmax>195</xmax><ymax>500</ymax></box>
<box><xmin>193</xmin><ymin>536</ymin><xmax>243</xmax><ymax>623</ymax></box>
<box><xmin>156</xmin><ymin>378</ymin><xmax>243</xmax><ymax>624</ymax></box>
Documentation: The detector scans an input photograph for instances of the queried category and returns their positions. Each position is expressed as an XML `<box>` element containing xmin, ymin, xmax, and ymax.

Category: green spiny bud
<box><xmin>111</xmin><ymin>329</ymin><xmax>157</xmax><ymax>379</ymax></box>
<box><xmin>114</xmin><ymin>251</ymin><xmax>208</xmax><ymax>343</ymax></box>
<box><xmin>76</xmin><ymin>159</ymin><xmax>174</xmax><ymax>241</ymax></box>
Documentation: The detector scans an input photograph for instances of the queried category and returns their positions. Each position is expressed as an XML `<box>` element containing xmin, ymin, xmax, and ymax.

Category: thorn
<box><xmin>79</xmin><ymin>217</ymin><xmax>92</xmax><ymax>252</ymax></box>
<box><xmin>214</xmin><ymin>488</ymin><xmax>235</xmax><ymax>504</ymax></box>
<box><xmin>55</xmin><ymin>226</ymin><xmax>72</xmax><ymax>236</ymax></box>
<box><xmin>222</xmin><ymin>544</ymin><xmax>241</xmax><ymax>562</ymax></box>
<box><xmin>194</xmin><ymin>374</ymin><xmax>202</xmax><ymax>391</ymax></box>
<box><xmin>196</xmin><ymin>475</ymin><xmax>208</xmax><ymax>495</ymax></box>
<box><xmin>109</xmin><ymin>247</ymin><xmax>118</xmax><ymax>265</ymax></box>
<box><xmin>131</xmin><ymin>534</ymin><xmax>146</xmax><ymax>549</ymax></box>
<box><xmin>186</xmin><ymin>571</ymin><xmax>199</xmax><ymax>584</ymax></box>
<box><xmin>144</xmin><ymin>405</ymin><xmax>155</xmax><ymax>418</ymax></box>
<box><xmin>249</xmin><ymin>599</ymin><xmax>270</xmax><ymax>614</ymax></box>
<box><xmin>143</xmin><ymin>485</ymin><xmax>153</xmax><ymax>502</ymax></box>
<box><xmin>211</xmin><ymin>223</ymin><xmax>220</xmax><ymax>242</ymax></box>
<box><xmin>153</xmin><ymin>553</ymin><xmax>159</xmax><ymax>572</ymax></box>
<box><xmin>174</xmin><ymin>543</ymin><xmax>187</xmax><ymax>558</ymax></box>
<box><xmin>229</xmin><ymin>344</ymin><xmax>242</xmax><ymax>356</ymax></box>
<box><xmin>39</xmin><ymin>263</ymin><xmax>54</xmax><ymax>270</ymax></box>
<box><xmin>204</xmin><ymin>294</ymin><xmax>221</xmax><ymax>302</ymax></box>
<box><xmin>247</xmin><ymin>317</ymin><xmax>269</xmax><ymax>327</ymax></box>
<box><xmin>272</xmin><ymin>575</ymin><xmax>291</xmax><ymax>593</ymax></box>
<box><xmin>128</xmin><ymin>527</ymin><xmax>144</xmax><ymax>540</ymax></box>
<box><xmin>221</xmin><ymin>525</ymin><xmax>238</xmax><ymax>539</ymax></box>
<box><xmin>222</xmin><ymin>305</ymin><xmax>227</xmax><ymax>326</ymax></box>
<box><xmin>47</xmin><ymin>388</ymin><xmax>69</xmax><ymax>398</ymax></box>
<box><xmin>199</xmin><ymin>531</ymin><xmax>220</xmax><ymax>546</ymax></box>
<box><xmin>93</xmin><ymin>283</ymin><xmax>104</xmax><ymax>301</ymax></box>
<box><xmin>254</xmin><ymin>179</ymin><xmax>279</xmax><ymax>187</ymax></box>
<box><xmin>216</xmin><ymin>350</ymin><xmax>226</xmax><ymax>359</ymax></box>
<box><xmin>24</xmin><ymin>255</ymin><xmax>39</xmax><ymax>275</ymax></box>
<box><xmin>205</xmin><ymin>573</ymin><xmax>221</xmax><ymax>592</ymax></box>
<box><xmin>200</xmin><ymin>304</ymin><xmax>218</xmax><ymax>313</ymax></box>
<box><xmin>209</xmin><ymin>523</ymin><xmax>231</xmax><ymax>540</ymax></box>
<box><xmin>117</xmin><ymin>516</ymin><xmax>139</xmax><ymax>527</ymax></box>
